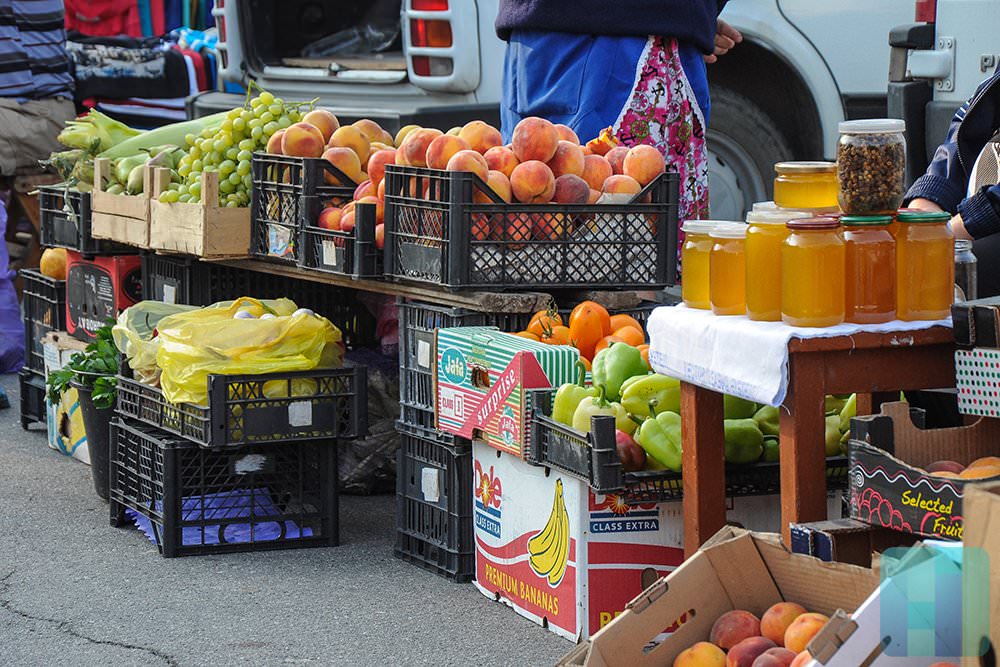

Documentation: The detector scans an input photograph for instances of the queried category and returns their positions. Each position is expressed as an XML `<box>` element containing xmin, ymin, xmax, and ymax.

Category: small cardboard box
<box><xmin>789</xmin><ymin>518</ymin><xmax>920</xmax><ymax>567</ymax></box>
<box><xmin>962</xmin><ymin>482</ymin><xmax>1000</xmax><ymax>665</ymax></box>
<box><xmin>955</xmin><ymin>348</ymin><xmax>1000</xmax><ymax>417</ymax></box>
<box><xmin>436</xmin><ymin>328</ymin><xmax>579</xmax><ymax>457</ymax></box>
<box><xmin>42</xmin><ymin>332</ymin><xmax>89</xmax><ymax>464</ymax></box>
<box><xmin>149</xmin><ymin>168</ymin><xmax>250</xmax><ymax>259</ymax></box>
<box><xmin>474</xmin><ymin>444</ymin><xmax>837</xmax><ymax>642</ymax></box>
<box><xmin>91</xmin><ymin>157</ymin><xmax>152</xmax><ymax>248</ymax></box>
<box><xmin>65</xmin><ymin>251</ymin><xmax>142</xmax><ymax>342</ymax></box>
<box><xmin>557</xmin><ymin>526</ymin><xmax>879</xmax><ymax>666</ymax></box>
<box><xmin>848</xmin><ymin>402</ymin><xmax>1000</xmax><ymax>541</ymax></box>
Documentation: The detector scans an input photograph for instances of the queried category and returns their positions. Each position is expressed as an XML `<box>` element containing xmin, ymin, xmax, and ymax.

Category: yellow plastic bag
<box><xmin>113</xmin><ymin>301</ymin><xmax>198</xmax><ymax>381</ymax></box>
<box><xmin>155</xmin><ymin>297</ymin><xmax>344</xmax><ymax>405</ymax></box>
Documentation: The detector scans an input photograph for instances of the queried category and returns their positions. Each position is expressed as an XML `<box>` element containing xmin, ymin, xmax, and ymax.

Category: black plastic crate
<box><xmin>109</xmin><ymin>418</ymin><xmax>338</xmax><ymax>557</ymax></box>
<box><xmin>20</xmin><ymin>269</ymin><xmax>66</xmax><ymax>375</ymax></box>
<box><xmin>250</xmin><ymin>153</ymin><xmax>356</xmax><ymax>264</ymax></box>
<box><xmin>527</xmin><ymin>390</ymin><xmax>849</xmax><ymax>502</ymax></box>
<box><xmin>299</xmin><ymin>201</ymin><xmax>384</xmax><ymax>279</ymax></box>
<box><xmin>38</xmin><ymin>184</ymin><xmax>132</xmax><ymax>256</ymax></box>
<box><xmin>383</xmin><ymin>165</ymin><xmax>679</xmax><ymax>290</ymax></box>
<box><xmin>116</xmin><ymin>366</ymin><xmax>367</xmax><ymax>449</ymax></box>
<box><xmin>19</xmin><ymin>369</ymin><xmax>46</xmax><ymax>430</ymax></box>
<box><xmin>394</xmin><ymin>420</ymin><xmax>474</xmax><ymax>582</ymax></box>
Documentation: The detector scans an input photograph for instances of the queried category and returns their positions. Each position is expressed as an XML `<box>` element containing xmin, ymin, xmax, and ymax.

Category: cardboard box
<box><xmin>955</xmin><ymin>348</ymin><xmax>1000</xmax><ymax>417</ymax></box>
<box><xmin>789</xmin><ymin>518</ymin><xmax>920</xmax><ymax>567</ymax></box>
<box><xmin>848</xmin><ymin>402</ymin><xmax>1000</xmax><ymax>541</ymax></box>
<box><xmin>951</xmin><ymin>296</ymin><xmax>1000</xmax><ymax>348</ymax></box>
<box><xmin>557</xmin><ymin>526</ymin><xmax>879</xmax><ymax>666</ymax></box>
<box><xmin>962</xmin><ymin>482</ymin><xmax>1000</xmax><ymax>665</ymax></box>
<box><xmin>436</xmin><ymin>328</ymin><xmax>579</xmax><ymax>457</ymax></box>
<box><xmin>808</xmin><ymin>541</ymin><xmax>988</xmax><ymax>666</ymax></box>
<box><xmin>473</xmin><ymin>443</ymin><xmax>840</xmax><ymax>642</ymax></box>
<box><xmin>65</xmin><ymin>251</ymin><xmax>142</xmax><ymax>342</ymax></box>
<box><xmin>42</xmin><ymin>332</ymin><xmax>89</xmax><ymax>464</ymax></box>
<box><xmin>91</xmin><ymin>157</ymin><xmax>152</xmax><ymax>248</ymax></box>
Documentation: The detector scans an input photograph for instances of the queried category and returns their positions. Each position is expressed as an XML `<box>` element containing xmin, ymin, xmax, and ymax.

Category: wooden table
<box><xmin>679</xmin><ymin>326</ymin><xmax>956</xmax><ymax>556</ymax></box>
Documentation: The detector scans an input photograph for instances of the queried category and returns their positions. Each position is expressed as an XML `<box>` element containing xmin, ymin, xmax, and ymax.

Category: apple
<box><xmin>616</xmin><ymin>430</ymin><xmax>646</xmax><ymax>472</ymax></box>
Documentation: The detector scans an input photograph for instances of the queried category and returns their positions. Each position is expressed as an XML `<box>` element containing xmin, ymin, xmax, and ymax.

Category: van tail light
<box><xmin>410</xmin><ymin>19</ymin><xmax>452</xmax><ymax>48</ymax></box>
<box><xmin>411</xmin><ymin>56</ymin><xmax>453</xmax><ymax>77</ymax></box>
<box><xmin>915</xmin><ymin>0</ymin><xmax>936</xmax><ymax>22</ymax></box>
<box><xmin>411</xmin><ymin>0</ymin><xmax>448</xmax><ymax>10</ymax></box>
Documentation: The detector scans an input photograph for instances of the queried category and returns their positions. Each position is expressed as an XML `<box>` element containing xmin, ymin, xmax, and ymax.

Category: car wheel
<box><xmin>706</xmin><ymin>86</ymin><xmax>793</xmax><ymax>220</ymax></box>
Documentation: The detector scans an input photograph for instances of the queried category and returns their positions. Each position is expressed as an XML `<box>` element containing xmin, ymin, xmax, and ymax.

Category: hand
<box><xmin>907</xmin><ymin>198</ymin><xmax>944</xmax><ymax>213</ymax></box>
<box><xmin>705</xmin><ymin>19</ymin><xmax>742</xmax><ymax>64</ymax></box>
<box><xmin>950</xmin><ymin>214</ymin><xmax>974</xmax><ymax>240</ymax></box>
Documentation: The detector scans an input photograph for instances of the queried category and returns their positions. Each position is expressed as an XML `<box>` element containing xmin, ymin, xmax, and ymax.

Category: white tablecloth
<box><xmin>647</xmin><ymin>305</ymin><xmax>952</xmax><ymax>407</ymax></box>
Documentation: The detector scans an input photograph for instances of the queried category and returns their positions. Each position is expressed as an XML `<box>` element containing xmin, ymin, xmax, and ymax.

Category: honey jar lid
<box><xmin>896</xmin><ymin>210</ymin><xmax>951</xmax><ymax>223</ymax></box>
<box><xmin>752</xmin><ymin>201</ymin><xmax>779</xmax><ymax>212</ymax></box>
<box><xmin>746</xmin><ymin>210</ymin><xmax>811</xmax><ymax>225</ymax></box>
<box><xmin>774</xmin><ymin>161</ymin><xmax>836</xmax><ymax>174</ymax></box>
<box><xmin>841</xmin><ymin>215</ymin><xmax>893</xmax><ymax>226</ymax></box>
<box><xmin>838</xmin><ymin>118</ymin><xmax>905</xmax><ymax>134</ymax></box>
<box><xmin>786</xmin><ymin>217</ymin><xmax>841</xmax><ymax>230</ymax></box>
<box><xmin>681</xmin><ymin>220</ymin><xmax>724</xmax><ymax>234</ymax></box>
<box><xmin>708</xmin><ymin>222</ymin><xmax>748</xmax><ymax>239</ymax></box>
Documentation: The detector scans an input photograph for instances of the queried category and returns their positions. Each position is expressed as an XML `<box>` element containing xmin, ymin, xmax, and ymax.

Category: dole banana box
<box><xmin>471</xmin><ymin>443</ymin><xmax>819</xmax><ymax>642</ymax></box>
<box><xmin>435</xmin><ymin>327</ymin><xmax>579</xmax><ymax>457</ymax></box>
<box><xmin>43</xmin><ymin>332</ymin><xmax>89</xmax><ymax>464</ymax></box>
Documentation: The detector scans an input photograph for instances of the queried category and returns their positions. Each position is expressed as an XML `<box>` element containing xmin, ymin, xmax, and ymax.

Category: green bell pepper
<box><xmin>723</xmin><ymin>394</ymin><xmax>757</xmax><ymax>419</ymax></box>
<box><xmin>752</xmin><ymin>404</ymin><xmax>780</xmax><ymax>437</ymax></box>
<box><xmin>635</xmin><ymin>409</ymin><xmax>682</xmax><ymax>472</ymax></box>
<box><xmin>621</xmin><ymin>373</ymin><xmax>680</xmax><ymax>418</ymax></box>
<box><xmin>551</xmin><ymin>362</ymin><xmax>597</xmax><ymax>426</ymax></box>
<box><xmin>723</xmin><ymin>418</ymin><xmax>764</xmax><ymax>464</ymax></box>
<box><xmin>591</xmin><ymin>342</ymin><xmax>649</xmax><ymax>402</ymax></box>
<box><xmin>762</xmin><ymin>435</ymin><xmax>780</xmax><ymax>462</ymax></box>
<box><xmin>572</xmin><ymin>386</ymin><xmax>636</xmax><ymax>435</ymax></box>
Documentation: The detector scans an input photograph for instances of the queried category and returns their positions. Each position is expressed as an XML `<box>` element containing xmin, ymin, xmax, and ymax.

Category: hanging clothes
<box><xmin>65</xmin><ymin>0</ymin><xmax>142</xmax><ymax>38</ymax></box>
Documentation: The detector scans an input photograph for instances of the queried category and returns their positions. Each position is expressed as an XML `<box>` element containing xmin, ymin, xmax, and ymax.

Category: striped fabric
<box><xmin>0</xmin><ymin>1</ymin><xmax>73</xmax><ymax>99</ymax></box>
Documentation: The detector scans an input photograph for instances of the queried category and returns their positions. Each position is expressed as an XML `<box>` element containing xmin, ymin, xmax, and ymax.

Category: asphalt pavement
<box><xmin>0</xmin><ymin>374</ymin><xmax>570</xmax><ymax>667</ymax></box>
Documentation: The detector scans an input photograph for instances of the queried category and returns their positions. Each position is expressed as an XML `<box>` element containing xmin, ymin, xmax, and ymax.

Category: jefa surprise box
<box><xmin>435</xmin><ymin>327</ymin><xmax>579</xmax><ymax>457</ymax></box>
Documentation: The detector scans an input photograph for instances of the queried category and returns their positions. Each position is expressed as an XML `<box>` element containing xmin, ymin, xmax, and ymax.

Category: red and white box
<box><xmin>65</xmin><ymin>251</ymin><xmax>141</xmax><ymax>341</ymax></box>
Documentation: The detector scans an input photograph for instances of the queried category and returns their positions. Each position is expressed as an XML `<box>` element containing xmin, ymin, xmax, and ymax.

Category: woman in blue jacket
<box><xmin>905</xmin><ymin>71</ymin><xmax>1000</xmax><ymax>296</ymax></box>
<box><xmin>496</xmin><ymin>0</ymin><xmax>740</xmax><ymax>228</ymax></box>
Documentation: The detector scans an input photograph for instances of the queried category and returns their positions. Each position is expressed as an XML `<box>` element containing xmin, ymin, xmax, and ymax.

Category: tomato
<box><xmin>527</xmin><ymin>309</ymin><xmax>563</xmax><ymax>337</ymax></box>
<box><xmin>579</xmin><ymin>356</ymin><xmax>592</xmax><ymax>371</ymax></box>
<box><xmin>569</xmin><ymin>301</ymin><xmax>612</xmax><ymax>336</ymax></box>
<box><xmin>514</xmin><ymin>331</ymin><xmax>540</xmax><ymax>341</ymax></box>
<box><xmin>609</xmin><ymin>313</ymin><xmax>643</xmax><ymax>335</ymax></box>
<box><xmin>540</xmin><ymin>324</ymin><xmax>572</xmax><ymax>346</ymax></box>
<box><xmin>568</xmin><ymin>301</ymin><xmax>608</xmax><ymax>359</ymax></box>
<box><xmin>594</xmin><ymin>335</ymin><xmax>625</xmax><ymax>355</ymax></box>
<box><xmin>613</xmin><ymin>325</ymin><xmax>645</xmax><ymax>347</ymax></box>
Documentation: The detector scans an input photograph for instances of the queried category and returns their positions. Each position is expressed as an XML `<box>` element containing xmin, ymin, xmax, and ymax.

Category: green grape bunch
<box><xmin>157</xmin><ymin>87</ymin><xmax>315</xmax><ymax>207</ymax></box>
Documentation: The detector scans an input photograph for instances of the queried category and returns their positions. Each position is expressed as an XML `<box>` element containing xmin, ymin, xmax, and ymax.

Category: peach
<box><xmin>302</xmin><ymin>109</ymin><xmax>340</xmax><ymax>142</ymax></box>
<box><xmin>581</xmin><ymin>154</ymin><xmax>614</xmax><ymax>190</ymax></box>
<box><xmin>959</xmin><ymin>465</ymin><xmax>1000</xmax><ymax>479</ymax></box>
<box><xmin>581</xmin><ymin>145</ymin><xmax>593</xmax><ymax>155</ymax></box>
<box><xmin>376</xmin><ymin>178</ymin><xmax>386</xmax><ymax>200</ymax></box>
<box><xmin>340</xmin><ymin>209</ymin><xmax>356</xmax><ymax>234</ymax></box>
<box><xmin>623</xmin><ymin>144</ymin><xmax>666</xmax><ymax>186</ymax></box>
<box><xmin>484</xmin><ymin>146</ymin><xmax>519</xmax><ymax>178</ymax></box>
<box><xmin>532</xmin><ymin>211</ymin><xmax>567</xmax><ymax>241</ymax></box>
<box><xmin>553</xmin><ymin>174</ymin><xmax>590</xmax><ymax>204</ymax></box>
<box><xmin>426</xmin><ymin>134</ymin><xmax>471</xmax><ymax>170</ymax></box>
<box><xmin>673</xmin><ymin>641</ymin><xmax>726</xmax><ymax>667</ymax></box>
<box><xmin>281</xmin><ymin>122</ymin><xmax>326</xmax><ymax>158</ymax></box>
<box><xmin>606</xmin><ymin>146</ymin><xmax>628</xmax><ymax>175</ymax></box>
<box><xmin>968</xmin><ymin>456</ymin><xmax>1000</xmax><ymax>469</ymax></box>
<box><xmin>265</xmin><ymin>129</ymin><xmax>286</xmax><ymax>154</ymax></box>
<box><xmin>374</xmin><ymin>223</ymin><xmax>385</xmax><ymax>250</ymax></box>
<box><xmin>751</xmin><ymin>648</ymin><xmax>797</xmax><ymax>667</ymax></box>
<box><xmin>353</xmin><ymin>180</ymin><xmax>375</xmax><ymax>201</ymax></box>
<box><xmin>547</xmin><ymin>140</ymin><xmax>585</xmax><ymax>178</ymax></box>
<box><xmin>394</xmin><ymin>124</ymin><xmax>421</xmax><ymax>147</ymax></box>
<box><xmin>352</xmin><ymin>118</ymin><xmax>388</xmax><ymax>144</ymax></box>
<box><xmin>783</xmin><ymin>613</ymin><xmax>828</xmax><ymax>654</ymax></box>
<box><xmin>477</xmin><ymin>170</ymin><xmax>512</xmax><ymax>203</ymax></box>
<box><xmin>459</xmin><ymin>120</ymin><xmax>504</xmax><ymax>154</ymax></box>
<box><xmin>512</xmin><ymin>116</ymin><xmax>560</xmax><ymax>163</ymax></box>
<box><xmin>322</xmin><ymin>147</ymin><xmax>363</xmax><ymax>186</ymax></box>
<box><xmin>927</xmin><ymin>460</ymin><xmax>965</xmax><ymax>474</ymax></box>
<box><xmin>505</xmin><ymin>213</ymin><xmax>533</xmax><ymax>249</ymax></box>
<box><xmin>727</xmin><ymin>637</ymin><xmax>778</xmax><ymax>667</ymax></box>
<box><xmin>446</xmin><ymin>126</ymin><xmax>462</xmax><ymax>136</ymax></box>
<box><xmin>316</xmin><ymin>206</ymin><xmax>341</xmax><ymax>231</ymax></box>
<box><xmin>367</xmin><ymin>149</ymin><xmax>396</xmax><ymax>186</ymax></box>
<box><xmin>588</xmin><ymin>188</ymin><xmax>602</xmax><ymax>204</ymax></box>
<box><xmin>928</xmin><ymin>663</ymin><xmax>960</xmax><ymax>667</ymax></box>
<box><xmin>554</xmin><ymin>123</ymin><xmax>580</xmax><ymax>144</ymax></box>
<box><xmin>446</xmin><ymin>149</ymin><xmax>489</xmax><ymax>181</ymax></box>
<box><xmin>328</xmin><ymin>125</ymin><xmax>371</xmax><ymax>164</ymax></box>
<box><xmin>931</xmin><ymin>471</ymin><xmax>961</xmax><ymax>478</ymax></box>
<box><xmin>586</xmin><ymin>126</ymin><xmax>619</xmax><ymax>156</ymax></box>
<box><xmin>397</xmin><ymin>128</ymin><xmax>443</xmax><ymax>167</ymax></box>
<box><xmin>510</xmin><ymin>160</ymin><xmax>555</xmax><ymax>203</ymax></box>
<box><xmin>788</xmin><ymin>652</ymin><xmax>811</xmax><ymax>667</ymax></box>
<box><xmin>761</xmin><ymin>602</ymin><xmax>808</xmax><ymax>646</ymax></box>
<box><xmin>370</xmin><ymin>141</ymin><xmax>393</xmax><ymax>152</ymax></box>
<box><xmin>357</xmin><ymin>195</ymin><xmax>385</xmax><ymax>225</ymax></box>
<box><xmin>602</xmin><ymin>174</ymin><xmax>643</xmax><ymax>196</ymax></box>
<box><xmin>710</xmin><ymin>610</ymin><xmax>762</xmax><ymax>650</ymax></box>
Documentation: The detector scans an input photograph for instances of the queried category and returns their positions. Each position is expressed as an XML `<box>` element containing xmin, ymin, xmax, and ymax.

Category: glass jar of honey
<box><xmin>895</xmin><ymin>210</ymin><xmax>954</xmax><ymax>320</ymax></box>
<box><xmin>773</xmin><ymin>162</ymin><xmax>839</xmax><ymax>212</ymax></box>
<box><xmin>681</xmin><ymin>220</ymin><xmax>718</xmax><ymax>309</ymax></box>
<box><xmin>709</xmin><ymin>223</ymin><xmax>748</xmax><ymax>316</ymax></box>
<box><xmin>842</xmin><ymin>215</ymin><xmax>896</xmax><ymax>324</ymax></box>
<box><xmin>781</xmin><ymin>218</ymin><xmax>845</xmax><ymax>327</ymax></box>
<box><xmin>745</xmin><ymin>210</ymin><xmax>810</xmax><ymax>321</ymax></box>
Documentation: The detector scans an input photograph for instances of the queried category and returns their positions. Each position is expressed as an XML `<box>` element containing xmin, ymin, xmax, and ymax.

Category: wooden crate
<box><xmin>91</xmin><ymin>157</ymin><xmax>152</xmax><ymax>249</ymax></box>
<box><xmin>148</xmin><ymin>168</ymin><xmax>250</xmax><ymax>260</ymax></box>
